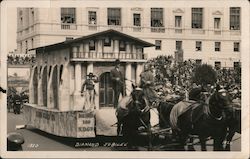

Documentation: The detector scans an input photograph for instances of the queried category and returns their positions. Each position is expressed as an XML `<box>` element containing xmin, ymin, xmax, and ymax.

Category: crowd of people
<box><xmin>145</xmin><ymin>55</ymin><xmax>241</xmax><ymax>102</ymax></box>
<box><xmin>7</xmin><ymin>54</ymin><xmax>36</xmax><ymax>65</ymax></box>
<box><xmin>7</xmin><ymin>87</ymin><xmax>29</xmax><ymax>114</ymax></box>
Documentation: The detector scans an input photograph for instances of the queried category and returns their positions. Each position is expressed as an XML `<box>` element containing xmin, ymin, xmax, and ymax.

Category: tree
<box><xmin>192</xmin><ymin>64</ymin><xmax>217</xmax><ymax>86</ymax></box>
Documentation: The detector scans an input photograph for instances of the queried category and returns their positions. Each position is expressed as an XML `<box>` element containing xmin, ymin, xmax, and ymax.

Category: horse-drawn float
<box><xmin>21</xmin><ymin>29</ymin><xmax>241</xmax><ymax>151</ymax></box>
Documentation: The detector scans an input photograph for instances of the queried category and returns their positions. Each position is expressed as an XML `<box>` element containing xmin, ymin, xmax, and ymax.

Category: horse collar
<box><xmin>207</xmin><ymin>104</ymin><xmax>223</xmax><ymax>121</ymax></box>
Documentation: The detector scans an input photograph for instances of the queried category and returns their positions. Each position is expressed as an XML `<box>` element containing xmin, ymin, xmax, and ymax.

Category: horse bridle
<box><xmin>207</xmin><ymin>89</ymin><xmax>228</xmax><ymax>121</ymax></box>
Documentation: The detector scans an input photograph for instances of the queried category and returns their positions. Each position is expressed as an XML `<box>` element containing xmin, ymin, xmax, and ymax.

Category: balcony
<box><xmin>61</xmin><ymin>24</ymin><xmax>77</xmax><ymax>30</ymax></box>
<box><xmin>151</xmin><ymin>27</ymin><xmax>165</xmax><ymax>33</ymax></box>
<box><xmin>230</xmin><ymin>30</ymin><xmax>241</xmax><ymax>36</ymax></box>
<box><xmin>192</xmin><ymin>29</ymin><xmax>205</xmax><ymax>34</ymax></box>
<box><xmin>133</xmin><ymin>26</ymin><xmax>142</xmax><ymax>32</ymax></box>
<box><xmin>88</xmin><ymin>25</ymin><xmax>97</xmax><ymax>31</ymax></box>
<box><xmin>175</xmin><ymin>28</ymin><xmax>182</xmax><ymax>34</ymax></box>
<box><xmin>71</xmin><ymin>52</ymin><xmax>145</xmax><ymax>61</ymax></box>
<box><xmin>214</xmin><ymin>30</ymin><xmax>222</xmax><ymax>35</ymax></box>
<box><xmin>107</xmin><ymin>25</ymin><xmax>123</xmax><ymax>31</ymax></box>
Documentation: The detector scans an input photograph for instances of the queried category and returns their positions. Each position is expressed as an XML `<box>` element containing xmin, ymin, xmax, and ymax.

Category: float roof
<box><xmin>32</xmin><ymin>29</ymin><xmax>155</xmax><ymax>52</ymax></box>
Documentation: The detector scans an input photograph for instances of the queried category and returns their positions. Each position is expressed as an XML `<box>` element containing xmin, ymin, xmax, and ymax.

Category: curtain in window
<box><xmin>230</xmin><ymin>7</ymin><xmax>240</xmax><ymax>30</ymax></box>
<box><xmin>176</xmin><ymin>41</ymin><xmax>182</xmax><ymax>50</ymax></box>
<box><xmin>192</xmin><ymin>8</ymin><xmax>203</xmax><ymax>28</ymax></box>
<box><xmin>214</xmin><ymin>18</ymin><xmax>220</xmax><ymax>29</ymax></box>
<box><xmin>133</xmin><ymin>14</ymin><xmax>141</xmax><ymax>26</ymax></box>
<box><xmin>108</xmin><ymin>8</ymin><xmax>121</xmax><ymax>25</ymax></box>
<box><xmin>175</xmin><ymin>16</ymin><xmax>182</xmax><ymax>27</ymax></box>
<box><xmin>61</xmin><ymin>8</ymin><xmax>76</xmax><ymax>24</ymax></box>
<box><xmin>151</xmin><ymin>8</ymin><xmax>164</xmax><ymax>27</ymax></box>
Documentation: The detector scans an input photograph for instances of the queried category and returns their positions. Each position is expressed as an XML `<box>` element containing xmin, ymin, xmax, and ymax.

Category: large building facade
<box><xmin>17</xmin><ymin>1</ymin><xmax>243</xmax><ymax>68</ymax></box>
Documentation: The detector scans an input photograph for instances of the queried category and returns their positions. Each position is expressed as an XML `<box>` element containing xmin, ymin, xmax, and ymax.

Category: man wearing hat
<box><xmin>140</xmin><ymin>64</ymin><xmax>158</xmax><ymax>106</ymax></box>
<box><xmin>110</xmin><ymin>59</ymin><xmax>124</xmax><ymax>108</ymax></box>
<box><xmin>81</xmin><ymin>72</ymin><xmax>98</xmax><ymax>109</ymax></box>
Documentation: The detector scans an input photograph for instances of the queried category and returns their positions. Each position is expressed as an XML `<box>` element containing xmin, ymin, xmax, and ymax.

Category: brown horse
<box><xmin>158</xmin><ymin>88</ymin><xmax>231</xmax><ymax>151</ymax></box>
<box><xmin>116</xmin><ymin>85</ymin><xmax>151</xmax><ymax>148</ymax></box>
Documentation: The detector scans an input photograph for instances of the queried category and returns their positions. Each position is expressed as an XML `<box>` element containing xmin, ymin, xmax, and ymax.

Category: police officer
<box><xmin>13</xmin><ymin>92</ymin><xmax>22</xmax><ymax>114</ymax></box>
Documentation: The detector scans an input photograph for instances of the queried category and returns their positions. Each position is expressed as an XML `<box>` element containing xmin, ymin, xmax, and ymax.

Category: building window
<box><xmin>103</xmin><ymin>37</ymin><xmax>111</xmax><ymax>47</ymax></box>
<box><xmin>230</xmin><ymin>7</ymin><xmax>240</xmax><ymax>30</ymax></box>
<box><xmin>192</xmin><ymin>8</ymin><xmax>203</xmax><ymax>29</ymax></box>
<box><xmin>20</xmin><ymin>43</ymin><xmax>22</xmax><ymax>53</ymax></box>
<box><xmin>196</xmin><ymin>41</ymin><xmax>202</xmax><ymax>51</ymax></box>
<box><xmin>234</xmin><ymin>42</ymin><xmax>240</xmax><ymax>52</ymax></box>
<box><xmin>215</xmin><ymin>42</ymin><xmax>221</xmax><ymax>52</ymax></box>
<box><xmin>25</xmin><ymin>40</ymin><xmax>28</xmax><ymax>54</ymax></box>
<box><xmin>88</xmin><ymin>11</ymin><xmax>97</xmax><ymax>25</ymax></box>
<box><xmin>31</xmin><ymin>38</ymin><xmax>34</xmax><ymax>49</ymax></box>
<box><xmin>215</xmin><ymin>61</ymin><xmax>221</xmax><ymax>70</ymax></box>
<box><xmin>151</xmin><ymin>8</ymin><xmax>164</xmax><ymax>27</ymax></box>
<box><xmin>176</xmin><ymin>41</ymin><xmax>182</xmax><ymax>51</ymax></box>
<box><xmin>155</xmin><ymin>40</ymin><xmax>162</xmax><ymax>50</ymax></box>
<box><xmin>214</xmin><ymin>18</ymin><xmax>221</xmax><ymax>29</ymax></box>
<box><xmin>133</xmin><ymin>13</ymin><xmax>141</xmax><ymax>26</ymax></box>
<box><xmin>20</xmin><ymin>17</ymin><xmax>23</xmax><ymax>26</ymax></box>
<box><xmin>107</xmin><ymin>8</ymin><xmax>121</xmax><ymax>25</ymax></box>
<box><xmin>175</xmin><ymin>16</ymin><xmax>182</xmax><ymax>28</ymax></box>
<box><xmin>89</xmin><ymin>40</ymin><xmax>95</xmax><ymax>51</ymax></box>
<box><xmin>61</xmin><ymin>8</ymin><xmax>76</xmax><ymax>24</ymax></box>
<box><xmin>234</xmin><ymin>62</ymin><xmax>240</xmax><ymax>68</ymax></box>
<box><xmin>28</xmin><ymin>8</ymin><xmax>34</xmax><ymax>24</ymax></box>
<box><xmin>119</xmin><ymin>41</ymin><xmax>126</xmax><ymax>51</ymax></box>
<box><xmin>196</xmin><ymin>59</ymin><xmax>202</xmax><ymax>65</ymax></box>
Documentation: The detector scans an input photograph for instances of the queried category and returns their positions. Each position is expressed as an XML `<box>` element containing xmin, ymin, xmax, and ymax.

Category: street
<box><xmin>7</xmin><ymin>111</ymin><xmax>241</xmax><ymax>151</ymax></box>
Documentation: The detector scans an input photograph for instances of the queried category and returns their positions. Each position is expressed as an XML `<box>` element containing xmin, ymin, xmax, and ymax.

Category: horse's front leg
<box><xmin>214</xmin><ymin>137</ymin><xmax>224</xmax><ymax>151</ymax></box>
<box><xmin>225</xmin><ymin>131</ymin><xmax>235</xmax><ymax>151</ymax></box>
<box><xmin>187</xmin><ymin>136</ymin><xmax>195</xmax><ymax>151</ymax></box>
<box><xmin>117</xmin><ymin>122</ymin><xmax>121</xmax><ymax>136</ymax></box>
<box><xmin>199</xmin><ymin>136</ymin><xmax>207</xmax><ymax>151</ymax></box>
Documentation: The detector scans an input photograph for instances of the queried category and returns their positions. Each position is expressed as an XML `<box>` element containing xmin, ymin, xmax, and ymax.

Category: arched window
<box><xmin>59</xmin><ymin>65</ymin><xmax>64</xmax><ymax>84</ymax></box>
<box><xmin>48</xmin><ymin>65</ymin><xmax>52</xmax><ymax>77</ymax></box>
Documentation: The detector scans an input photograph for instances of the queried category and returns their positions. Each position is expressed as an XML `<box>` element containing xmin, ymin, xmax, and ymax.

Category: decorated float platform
<box><xmin>23</xmin><ymin>104</ymin><xmax>119</xmax><ymax>138</ymax></box>
<box><xmin>23</xmin><ymin>103</ymin><xmax>159</xmax><ymax>138</ymax></box>
<box><xmin>23</xmin><ymin>29</ymin><xmax>156</xmax><ymax>138</ymax></box>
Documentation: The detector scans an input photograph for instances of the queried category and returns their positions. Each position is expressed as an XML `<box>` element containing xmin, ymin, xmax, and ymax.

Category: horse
<box><xmin>158</xmin><ymin>87</ymin><xmax>231</xmax><ymax>151</ymax></box>
<box><xmin>116</xmin><ymin>85</ymin><xmax>151</xmax><ymax>149</ymax></box>
<box><xmin>224</xmin><ymin>101</ymin><xmax>241</xmax><ymax>151</ymax></box>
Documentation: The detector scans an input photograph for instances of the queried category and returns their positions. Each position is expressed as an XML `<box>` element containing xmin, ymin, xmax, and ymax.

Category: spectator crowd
<box><xmin>145</xmin><ymin>55</ymin><xmax>241</xmax><ymax>102</ymax></box>
<box><xmin>7</xmin><ymin>54</ymin><xmax>35</xmax><ymax>65</ymax></box>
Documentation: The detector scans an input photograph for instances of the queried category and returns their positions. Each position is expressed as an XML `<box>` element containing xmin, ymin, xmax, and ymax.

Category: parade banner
<box><xmin>76</xmin><ymin>110</ymin><xmax>95</xmax><ymax>138</ymax></box>
<box><xmin>23</xmin><ymin>104</ymin><xmax>95</xmax><ymax>138</ymax></box>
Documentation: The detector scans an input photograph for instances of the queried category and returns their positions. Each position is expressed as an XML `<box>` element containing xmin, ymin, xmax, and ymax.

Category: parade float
<box><xmin>23</xmin><ymin>29</ymin><xmax>155</xmax><ymax>138</ymax></box>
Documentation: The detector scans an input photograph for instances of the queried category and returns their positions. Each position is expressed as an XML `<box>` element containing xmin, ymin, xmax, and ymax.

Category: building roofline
<box><xmin>31</xmin><ymin>29</ymin><xmax>155</xmax><ymax>52</ymax></box>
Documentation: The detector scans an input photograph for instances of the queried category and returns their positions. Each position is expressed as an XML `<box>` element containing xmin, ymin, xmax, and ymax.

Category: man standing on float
<box><xmin>140</xmin><ymin>64</ymin><xmax>158</xmax><ymax>106</ymax></box>
<box><xmin>110</xmin><ymin>59</ymin><xmax>124</xmax><ymax>108</ymax></box>
<box><xmin>81</xmin><ymin>72</ymin><xmax>99</xmax><ymax>110</ymax></box>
